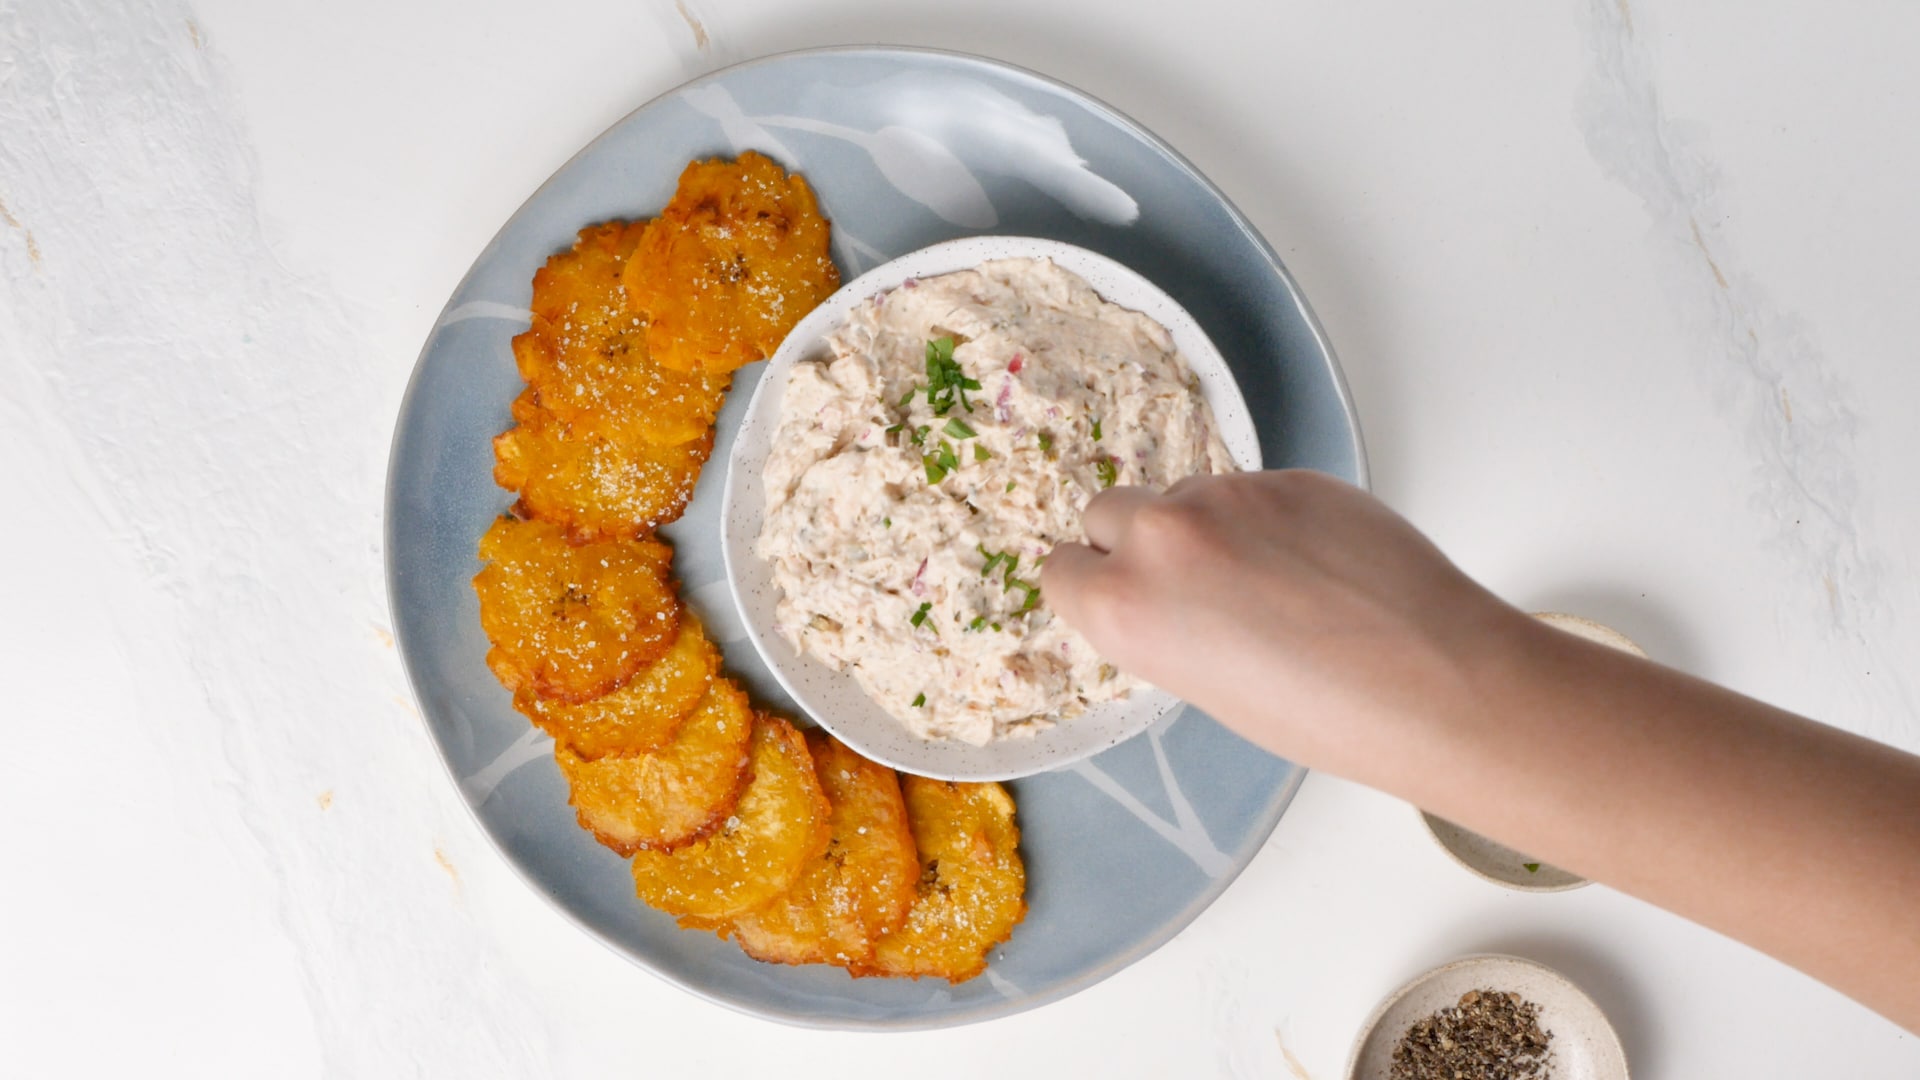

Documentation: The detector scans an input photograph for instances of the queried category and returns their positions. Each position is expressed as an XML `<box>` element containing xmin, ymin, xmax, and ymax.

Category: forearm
<box><xmin>1042</xmin><ymin>471</ymin><xmax>1920</xmax><ymax>1027</ymax></box>
<box><xmin>1362</xmin><ymin>612</ymin><xmax>1920</xmax><ymax>1030</ymax></box>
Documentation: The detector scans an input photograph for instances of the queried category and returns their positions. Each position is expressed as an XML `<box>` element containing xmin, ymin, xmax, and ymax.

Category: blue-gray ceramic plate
<box><xmin>386</xmin><ymin>45</ymin><xmax>1365</xmax><ymax>1030</ymax></box>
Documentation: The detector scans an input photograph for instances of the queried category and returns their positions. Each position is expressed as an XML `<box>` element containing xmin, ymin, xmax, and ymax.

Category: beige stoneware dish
<box><xmin>1346</xmin><ymin>953</ymin><xmax>1629</xmax><ymax>1080</ymax></box>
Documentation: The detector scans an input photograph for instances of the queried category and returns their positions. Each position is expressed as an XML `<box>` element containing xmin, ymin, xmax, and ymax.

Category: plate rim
<box><xmin>383</xmin><ymin>43</ymin><xmax>1362</xmax><ymax>1030</ymax></box>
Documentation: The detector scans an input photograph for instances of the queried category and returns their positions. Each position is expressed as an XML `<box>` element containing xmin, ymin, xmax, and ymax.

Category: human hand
<box><xmin>1042</xmin><ymin>469</ymin><xmax>1523</xmax><ymax>782</ymax></box>
<box><xmin>1047</xmin><ymin>470</ymin><xmax>1920</xmax><ymax>1034</ymax></box>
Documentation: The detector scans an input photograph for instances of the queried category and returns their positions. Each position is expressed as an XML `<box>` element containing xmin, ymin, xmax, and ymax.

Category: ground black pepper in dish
<box><xmin>1389</xmin><ymin>988</ymin><xmax>1553</xmax><ymax>1080</ymax></box>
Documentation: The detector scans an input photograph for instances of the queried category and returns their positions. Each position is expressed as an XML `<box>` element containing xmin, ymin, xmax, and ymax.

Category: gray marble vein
<box><xmin>1576</xmin><ymin>0</ymin><xmax>1917</xmax><ymax>738</ymax></box>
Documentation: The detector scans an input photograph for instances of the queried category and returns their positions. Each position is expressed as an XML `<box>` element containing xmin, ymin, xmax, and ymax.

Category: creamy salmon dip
<box><xmin>756</xmin><ymin>257</ymin><xmax>1235</xmax><ymax>745</ymax></box>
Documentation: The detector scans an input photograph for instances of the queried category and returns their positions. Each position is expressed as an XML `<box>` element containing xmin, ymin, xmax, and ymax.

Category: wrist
<box><xmin>1332</xmin><ymin>595</ymin><xmax>1549</xmax><ymax>800</ymax></box>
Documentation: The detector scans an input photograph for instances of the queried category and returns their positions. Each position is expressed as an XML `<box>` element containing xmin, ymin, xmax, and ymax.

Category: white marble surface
<box><xmin>2</xmin><ymin>0</ymin><xmax>1916</xmax><ymax>1075</ymax></box>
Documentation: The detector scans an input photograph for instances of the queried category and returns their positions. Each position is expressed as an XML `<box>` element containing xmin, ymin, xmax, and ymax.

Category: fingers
<box><xmin>1080</xmin><ymin>485</ymin><xmax>1158</xmax><ymax>552</ymax></box>
<box><xmin>1038</xmin><ymin>541</ymin><xmax>1103</xmax><ymax>627</ymax></box>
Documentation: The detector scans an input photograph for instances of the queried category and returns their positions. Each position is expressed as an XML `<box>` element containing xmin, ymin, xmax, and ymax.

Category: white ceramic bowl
<box><xmin>720</xmin><ymin>236</ymin><xmax>1262</xmax><ymax>780</ymax></box>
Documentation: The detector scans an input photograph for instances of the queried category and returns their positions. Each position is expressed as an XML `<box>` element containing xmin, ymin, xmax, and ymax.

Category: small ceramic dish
<box><xmin>1530</xmin><ymin>612</ymin><xmax>1647</xmax><ymax>658</ymax></box>
<box><xmin>1347</xmin><ymin>953</ymin><xmax>1630</xmax><ymax>1080</ymax></box>
<box><xmin>1419</xmin><ymin>613</ymin><xmax>1647</xmax><ymax>891</ymax></box>
<box><xmin>720</xmin><ymin>235</ymin><xmax>1263</xmax><ymax>781</ymax></box>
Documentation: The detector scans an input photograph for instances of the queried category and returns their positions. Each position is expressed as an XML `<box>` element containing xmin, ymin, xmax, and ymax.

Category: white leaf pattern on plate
<box><xmin>833</xmin><ymin>229</ymin><xmax>892</xmax><ymax>275</ymax></box>
<box><xmin>687</xmin><ymin>578</ymin><xmax>749</xmax><ymax>643</ymax></box>
<box><xmin>749</xmin><ymin>115</ymin><xmax>997</xmax><ymax>228</ymax></box>
<box><xmin>983</xmin><ymin>969</ymin><xmax>1023</xmax><ymax>999</ymax></box>
<box><xmin>864</xmin><ymin>72</ymin><xmax>1139</xmax><ymax>226</ymax></box>
<box><xmin>437</xmin><ymin>301</ymin><xmax>532</xmax><ymax>329</ymax></box>
<box><xmin>679</xmin><ymin>83</ymin><xmax>800</xmax><ymax>162</ymax></box>
<box><xmin>680</xmin><ymin>78</ymin><xmax>1139</xmax><ymax>229</ymax></box>
<box><xmin>1068</xmin><ymin>710</ymin><xmax>1230</xmax><ymax>878</ymax></box>
<box><xmin>461</xmin><ymin>726</ymin><xmax>551</xmax><ymax>806</ymax></box>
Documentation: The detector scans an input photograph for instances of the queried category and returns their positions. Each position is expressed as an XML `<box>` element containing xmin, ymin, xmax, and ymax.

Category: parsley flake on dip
<box><xmin>756</xmin><ymin>257</ymin><xmax>1235</xmax><ymax>745</ymax></box>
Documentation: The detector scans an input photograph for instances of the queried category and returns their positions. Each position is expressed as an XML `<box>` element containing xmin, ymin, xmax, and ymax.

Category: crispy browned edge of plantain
<box><xmin>560</xmin><ymin>686</ymin><xmax>755</xmax><ymax>856</ymax></box>
<box><xmin>660</xmin><ymin>713</ymin><xmax>832</xmax><ymax>922</ymax></box>
<box><xmin>472</xmin><ymin>519</ymin><xmax>683</xmax><ymax>705</ymax></box>
<box><xmin>514</xmin><ymin>615</ymin><xmax>718</xmax><ymax>760</ymax></box>
<box><xmin>846</xmin><ymin>781</ymin><xmax>1028</xmax><ymax>983</ymax></box>
<box><xmin>501</xmin><ymin>426</ymin><xmax>715</xmax><ymax>546</ymax></box>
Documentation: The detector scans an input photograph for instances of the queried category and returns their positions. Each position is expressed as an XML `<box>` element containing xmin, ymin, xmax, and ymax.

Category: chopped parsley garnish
<box><xmin>883</xmin><ymin>517</ymin><xmax>891</xmax><ymax>528</ymax></box>
<box><xmin>979</xmin><ymin>548</ymin><xmax>1037</xmax><ymax>612</ymax></box>
<box><xmin>912</xmin><ymin>693</ymin><xmax>926</xmax><ymax>707</ymax></box>
<box><xmin>1037</xmin><ymin>431</ymin><xmax>1053</xmax><ymax>453</ymax></box>
<box><xmin>974</xmin><ymin>444</ymin><xmax>992</xmax><ymax>462</ymax></box>
<box><xmin>923</xmin><ymin>439</ymin><xmax>960</xmax><ymax>483</ymax></box>
<box><xmin>991</xmin><ymin>622</ymin><xmax>1002</xmax><ymax>632</ymax></box>
<box><xmin>910</xmin><ymin>425</ymin><xmax>929</xmax><ymax>447</ymax></box>
<box><xmin>944</xmin><ymin>418</ymin><xmax>977</xmax><ymax>439</ymax></box>
<box><xmin>1005</xmin><ymin>481</ymin><xmax>1015</xmax><ymax>492</ymax></box>
<box><xmin>909</xmin><ymin>601</ymin><xmax>932</xmax><ymax>628</ymax></box>
<box><xmin>1091</xmin><ymin>417</ymin><xmax>1103</xmax><ymax>441</ymax></box>
<box><xmin>884</xmin><ymin>421</ymin><xmax>904</xmax><ymax>436</ymax></box>
<box><xmin>1007</xmin><ymin>578</ymin><xmax>1042</xmax><ymax>612</ymax></box>
<box><xmin>977</xmin><ymin>545</ymin><xmax>1009</xmax><ymax>578</ymax></box>
<box><xmin>923</xmin><ymin>336</ymin><xmax>981</xmax><ymax>416</ymax></box>
<box><xmin>1095</xmin><ymin>457</ymin><xmax>1118</xmax><ymax>489</ymax></box>
<box><xmin>1523</xmin><ymin>862</ymin><xmax>1541</xmax><ymax>873</ymax></box>
<box><xmin>972</xmin><ymin>545</ymin><xmax>1043</xmax><ymax>617</ymax></box>
<box><xmin>967</xmin><ymin>615</ymin><xmax>988</xmax><ymax>632</ymax></box>
<box><xmin>897</xmin><ymin>388</ymin><xmax>915</xmax><ymax>408</ymax></box>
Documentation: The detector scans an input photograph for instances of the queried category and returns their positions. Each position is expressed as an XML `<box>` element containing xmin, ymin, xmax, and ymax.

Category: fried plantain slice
<box><xmin>725</xmin><ymin>731</ymin><xmax>921</xmax><ymax>968</ymax></box>
<box><xmin>623</xmin><ymin>151</ymin><xmax>840</xmax><ymax>375</ymax></box>
<box><xmin>493</xmin><ymin>396</ymin><xmax>713</xmax><ymax>542</ymax></box>
<box><xmin>473</xmin><ymin>516</ymin><xmax>679</xmax><ymax>703</ymax></box>
<box><xmin>526</xmin><ymin>221</ymin><xmax>629</xmax><ymax>328</ymax></box>
<box><xmin>517</xmin><ymin>612</ymin><xmax>718</xmax><ymax>759</ymax></box>
<box><xmin>513</xmin><ymin>221</ymin><xmax>729</xmax><ymax>448</ymax></box>
<box><xmin>557</xmin><ymin>677</ymin><xmax>753</xmax><ymax>854</ymax></box>
<box><xmin>858</xmin><ymin>777</ymin><xmax>1026</xmax><ymax>983</ymax></box>
<box><xmin>630</xmin><ymin>714</ymin><xmax>831</xmax><ymax>920</ymax></box>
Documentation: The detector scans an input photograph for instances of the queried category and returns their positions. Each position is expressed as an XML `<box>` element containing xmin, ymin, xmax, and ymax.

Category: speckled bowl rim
<box><xmin>720</xmin><ymin>235</ymin><xmax>1262</xmax><ymax>781</ymax></box>
<box><xmin>1418</xmin><ymin>810</ymin><xmax>1592</xmax><ymax>893</ymax></box>
<box><xmin>1345</xmin><ymin>953</ymin><xmax>1630</xmax><ymax>1080</ymax></box>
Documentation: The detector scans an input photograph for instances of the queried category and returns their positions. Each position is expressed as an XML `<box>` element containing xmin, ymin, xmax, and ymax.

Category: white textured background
<box><xmin>2</xmin><ymin>0</ymin><xmax>1916</xmax><ymax>1076</ymax></box>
